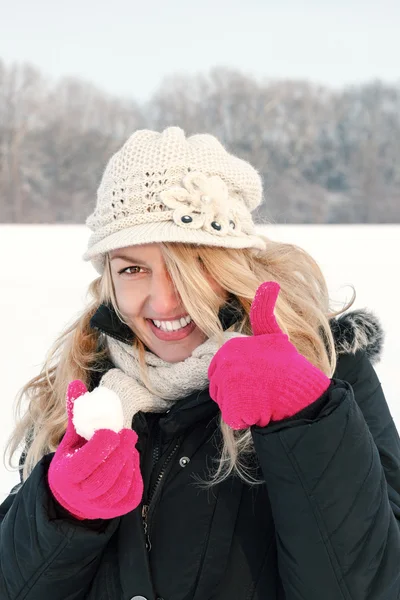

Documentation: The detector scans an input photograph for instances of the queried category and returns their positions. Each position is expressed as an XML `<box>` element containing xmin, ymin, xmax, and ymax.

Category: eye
<box><xmin>118</xmin><ymin>266</ymin><xmax>146</xmax><ymax>275</ymax></box>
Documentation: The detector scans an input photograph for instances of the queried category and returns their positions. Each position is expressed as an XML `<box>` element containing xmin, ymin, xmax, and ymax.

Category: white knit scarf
<box><xmin>100</xmin><ymin>332</ymin><xmax>245</xmax><ymax>428</ymax></box>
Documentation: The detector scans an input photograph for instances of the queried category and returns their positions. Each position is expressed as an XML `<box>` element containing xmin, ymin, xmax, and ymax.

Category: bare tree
<box><xmin>0</xmin><ymin>61</ymin><xmax>399</xmax><ymax>224</ymax></box>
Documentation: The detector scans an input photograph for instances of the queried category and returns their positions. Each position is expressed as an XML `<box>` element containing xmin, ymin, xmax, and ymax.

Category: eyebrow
<box><xmin>110</xmin><ymin>253</ymin><xmax>144</xmax><ymax>263</ymax></box>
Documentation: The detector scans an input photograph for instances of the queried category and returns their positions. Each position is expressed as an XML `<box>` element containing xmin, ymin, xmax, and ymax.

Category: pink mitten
<box><xmin>208</xmin><ymin>282</ymin><xmax>331</xmax><ymax>429</ymax></box>
<box><xmin>48</xmin><ymin>380</ymin><xmax>143</xmax><ymax>520</ymax></box>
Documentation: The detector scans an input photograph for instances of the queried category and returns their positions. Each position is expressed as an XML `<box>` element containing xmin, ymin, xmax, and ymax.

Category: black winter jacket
<box><xmin>1</xmin><ymin>310</ymin><xmax>399</xmax><ymax>600</ymax></box>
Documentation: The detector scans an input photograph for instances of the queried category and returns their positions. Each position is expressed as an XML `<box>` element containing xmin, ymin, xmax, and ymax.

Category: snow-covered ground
<box><xmin>0</xmin><ymin>224</ymin><xmax>399</xmax><ymax>498</ymax></box>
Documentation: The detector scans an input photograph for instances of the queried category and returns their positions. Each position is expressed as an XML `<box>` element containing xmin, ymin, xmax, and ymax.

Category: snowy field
<box><xmin>0</xmin><ymin>224</ymin><xmax>399</xmax><ymax>498</ymax></box>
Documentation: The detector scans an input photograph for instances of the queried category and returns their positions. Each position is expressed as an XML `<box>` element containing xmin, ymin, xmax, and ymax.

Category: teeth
<box><xmin>152</xmin><ymin>315</ymin><xmax>192</xmax><ymax>332</ymax></box>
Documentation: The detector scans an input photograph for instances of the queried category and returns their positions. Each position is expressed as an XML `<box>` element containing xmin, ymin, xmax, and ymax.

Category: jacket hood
<box><xmin>331</xmin><ymin>309</ymin><xmax>385</xmax><ymax>365</ymax></box>
<box><xmin>91</xmin><ymin>304</ymin><xmax>385</xmax><ymax>366</ymax></box>
<box><xmin>90</xmin><ymin>296</ymin><xmax>244</xmax><ymax>346</ymax></box>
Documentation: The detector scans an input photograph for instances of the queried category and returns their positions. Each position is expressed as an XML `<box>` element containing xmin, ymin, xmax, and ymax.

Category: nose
<box><xmin>148</xmin><ymin>266</ymin><xmax>182</xmax><ymax>317</ymax></box>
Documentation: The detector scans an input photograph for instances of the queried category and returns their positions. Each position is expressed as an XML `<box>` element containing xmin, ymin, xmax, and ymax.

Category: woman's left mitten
<box><xmin>208</xmin><ymin>282</ymin><xmax>331</xmax><ymax>429</ymax></box>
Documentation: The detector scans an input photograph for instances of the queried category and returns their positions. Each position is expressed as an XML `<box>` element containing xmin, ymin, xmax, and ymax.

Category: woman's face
<box><xmin>109</xmin><ymin>244</ymin><xmax>226</xmax><ymax>363</ymax></box>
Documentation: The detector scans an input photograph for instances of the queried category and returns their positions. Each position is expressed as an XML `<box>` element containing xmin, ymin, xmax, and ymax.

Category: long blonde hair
<box><xmin>5</xmin><ymin>237</ymin><xmax>346</xmax><ymax>485</ymax></box>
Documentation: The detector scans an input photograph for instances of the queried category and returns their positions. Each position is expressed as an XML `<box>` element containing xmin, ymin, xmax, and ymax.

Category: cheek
<box><xmin>112</xmin><ymin>279</ymin><xmax>144</xmax><ymax>321</ymax></box>
<box><xmin>207</xmin><ymin>276</ymin><xmax>227</xmax><ymax>300</ymax></box>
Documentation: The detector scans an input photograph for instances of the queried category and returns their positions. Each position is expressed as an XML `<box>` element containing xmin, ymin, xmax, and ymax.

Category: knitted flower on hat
<box><xmin>160</xmin><ymin>171</ymin><xmax>254</xmax><ymax>236</ymax></box>
<box><xmin>83</xmin><ymin>127</ymin><xmax>266</xmax><ymax>273</ymax></box>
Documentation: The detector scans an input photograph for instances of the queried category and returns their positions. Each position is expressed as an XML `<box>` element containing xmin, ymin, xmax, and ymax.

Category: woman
<box><xmin>1</xmin><ymin>127</ymin><xmax>399</xmax><ymax>600</ymax></box>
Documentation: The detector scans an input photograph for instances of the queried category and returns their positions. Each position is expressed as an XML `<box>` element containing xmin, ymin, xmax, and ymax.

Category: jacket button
<box><xmin>179</xmin><ymin>456</ymin><xmax>190</xmax><ymax>467</ymax></box>
<box><xmin>130</xmin><ymin>596</ymin><xmax>147</xmax><ymax>600</ymax></box>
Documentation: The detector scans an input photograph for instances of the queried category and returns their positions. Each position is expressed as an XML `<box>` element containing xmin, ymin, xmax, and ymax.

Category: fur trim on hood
<box><xmin>330</xmin><ymin>310</ymin><xmax>385</xmax><ymax>365</ymax></box>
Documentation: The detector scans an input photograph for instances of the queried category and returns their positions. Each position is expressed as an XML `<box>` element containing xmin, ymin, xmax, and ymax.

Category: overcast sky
<box><xmin>2</xmin><ymin>0</ymin><xmax>399</xmax><ymax>100</ymax></box>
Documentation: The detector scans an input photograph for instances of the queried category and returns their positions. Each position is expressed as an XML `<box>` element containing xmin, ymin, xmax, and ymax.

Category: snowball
<box><xmin>72</xmin><ymin>386</ymin><xmax>124</xmax><ymax>440</ymax></box>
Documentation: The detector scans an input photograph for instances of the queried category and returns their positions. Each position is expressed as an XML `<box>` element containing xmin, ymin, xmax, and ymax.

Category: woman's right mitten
<box><xmin>48</xmin><ymin>380</ymin><xmax>143</xmax><ymax>520</ymax></box>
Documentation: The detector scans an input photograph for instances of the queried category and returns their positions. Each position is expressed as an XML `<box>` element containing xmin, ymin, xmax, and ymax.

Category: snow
<box><xmin>0</xmin><ymin>224</ymin><xmax>399</xmax><ymax>497</ymax></box>
<box><xmin>73</xmin><ymin>386</ymin><xmax>124</xmax><ymax>440</ymax></box>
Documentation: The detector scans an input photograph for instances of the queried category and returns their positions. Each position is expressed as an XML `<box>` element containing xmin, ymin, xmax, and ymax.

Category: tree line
<box><xmin>1</xmin><ymin>60</ymin><xmax>399</xmax><ymax>224</ymax></box>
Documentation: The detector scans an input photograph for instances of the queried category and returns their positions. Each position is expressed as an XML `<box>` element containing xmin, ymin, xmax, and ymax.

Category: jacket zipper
<box><xmin>142</xmin><ymin>437</ymin><xmax>182</xmax><ymax>551</ymax></box>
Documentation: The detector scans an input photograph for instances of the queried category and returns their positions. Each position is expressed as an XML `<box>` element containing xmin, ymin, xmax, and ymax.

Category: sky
<box><xmin>1</xmin><ymin>0</ymin><xmax>400</xmax><ymax>101</ymax></box>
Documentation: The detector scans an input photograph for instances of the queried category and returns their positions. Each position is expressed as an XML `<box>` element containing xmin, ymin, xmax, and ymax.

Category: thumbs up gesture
<box><xmin>208</xmin><ymin>282</ymin><xmax>331</xmax><ymax>430</ymax></box>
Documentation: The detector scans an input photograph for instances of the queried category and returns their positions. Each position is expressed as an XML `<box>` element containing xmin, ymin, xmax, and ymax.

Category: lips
<box><xmin>147</xmin><ymin>317</ymin><xmax>197</xmax><ymax>341</ymax></box>
<box><xmin>152</xmin><ymin>315</ymin><xmax>192</xmax><ymax>332</ymax></box>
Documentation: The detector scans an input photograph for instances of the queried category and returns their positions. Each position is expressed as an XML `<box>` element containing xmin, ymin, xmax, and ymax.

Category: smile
<box><xmin>151</xmin><ymin>315</ymin><xmax>192</xmax><ymax>332</ymax></box>
<box><xmin>147</xmin><ymin>315</ymin><xmax>196</xmax><ymax>342</ymax></box>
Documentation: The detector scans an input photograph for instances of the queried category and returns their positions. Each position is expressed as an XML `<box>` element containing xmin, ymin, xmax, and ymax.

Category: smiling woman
<box><xmin>108</xmin><ymin>244</ymin><xmax>214</xmax><ymax>362</ymax></box>
<box><xmin>1</xmin><ymin>127</ymin><xmax>399</xmax><ymax>600</ymax></box>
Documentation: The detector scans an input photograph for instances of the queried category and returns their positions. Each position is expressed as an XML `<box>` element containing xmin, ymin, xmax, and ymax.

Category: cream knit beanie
<box><xmin>83</xmin><ymin>127</ymin><xmax>266</xmax><ymax>273</ymax></box>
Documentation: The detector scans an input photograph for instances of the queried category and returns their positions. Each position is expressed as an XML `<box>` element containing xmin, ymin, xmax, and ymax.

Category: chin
<box><xmin>152</xmin><ymin>344</ymin><xmax>197</xmax><ymax>363</ymax></box>
<box><xmin>136</xmin><ymin>320</ymin><xmax>207</xmax><ymax>363</ymax></box>
<box><xmin>153</xmin><ymin>335</ymin><xmax>207</xmax><ymax>363</ymax></box>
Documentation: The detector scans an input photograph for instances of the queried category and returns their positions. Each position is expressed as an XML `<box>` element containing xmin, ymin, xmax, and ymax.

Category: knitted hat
<box><xmin>83</xmin><ymin>127</ymin><xmax>266</xmax><ymax>273</ymax></box>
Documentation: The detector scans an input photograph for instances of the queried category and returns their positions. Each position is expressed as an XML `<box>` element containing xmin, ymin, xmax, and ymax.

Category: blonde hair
<box><xmin>5</xmin><ymin>236</ymin><xmax>348</xmax><ymax>485</ymax></box>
